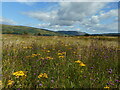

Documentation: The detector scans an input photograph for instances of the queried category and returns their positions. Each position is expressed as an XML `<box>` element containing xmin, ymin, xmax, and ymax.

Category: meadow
<box><xmin>2</xmin><ymin>34</ymin><xmax>119</xmax><ymax>88</ymax></box>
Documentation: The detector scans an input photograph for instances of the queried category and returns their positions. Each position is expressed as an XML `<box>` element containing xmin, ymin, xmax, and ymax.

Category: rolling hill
<box><xmin>2</xmin><ymin>24</ymin><xmax>119</xmax><ymax>36</ymax></box>
<box><xmin>56</xmin><ymin>31</ymin><xmax>87</xmax><ymax>36</ymax></box>
<box><xmin>2</xmin><ymin>24</ymin><xmax>67</xmax><ymax>36</ymax></box>
<box><xmin>2</xmin><ymin>24</ymin><xmax>88</xmax><ymax>36</ymax></box>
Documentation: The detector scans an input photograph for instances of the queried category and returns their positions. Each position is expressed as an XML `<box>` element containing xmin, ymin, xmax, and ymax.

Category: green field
<box><xmin>2</xmin><ymin>34</ymin><xmax>119</xmax><ymax>88</ymax></box>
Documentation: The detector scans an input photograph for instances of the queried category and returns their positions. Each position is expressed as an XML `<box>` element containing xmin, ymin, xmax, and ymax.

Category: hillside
<box><xmin>2</xmin><ymin>24</ymin><xmax>66</xmax><ymax>36</ymax></box>
<box><xmin>56</xmin><ymin>31</ymin><xmax>87</xmax><ymax>36</ymax></box>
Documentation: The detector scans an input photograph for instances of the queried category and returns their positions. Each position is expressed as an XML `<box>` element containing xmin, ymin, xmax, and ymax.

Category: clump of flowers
<box><xmin>58</xmin><ymin>52</ymin><xmax>66</xmax><ymax>56</ymax></box>
<box><xmin>26</xmin><ymin>53</ymin><xmax>41</xmax><ymax>58</ymax></box>
<box><xmin>23</xmin><ymin>46</ymin><xmax>32</xmax><ymax>49</ymax></box>
<box><xmin>31</xmin><ymin>54</ymin><xmax>40</xmax><ymax>57</ymax></box>
<box><xmin>12</xmin><ymin>71</ymin><xmax>27</xmax><ymax>77</ymax></box>
<box><xmin>0</xmin><ymin>80</ymin><xmax>2</xmax><ymax>86</ymax></box>
<box><xmin>46</xmin><ymin>56</ymin><xmax>53</xmax><ymax>60</ymax></box>
<box><xmin>59</xmin><ymin>56</ymin><xmax>65</xmax><ymax>58</ymax></box>
<box><xmin>38</xmin><ymin>73</ymin><xmax>48</xmax><ymax>78</ymax></box>
<box><xmin>7</xmin><ymin>80</ymin><xmax>14</xmax><ymax>86</ymax></box>
<box><xmin>104</xmin><ymin>85</ymin><xmax>110</xmax><ymax>88</ymax></box>
<box><xmin>75</xmin><ymin>60</ymin><xmax>86</xmax><ymax>66</ymax></box>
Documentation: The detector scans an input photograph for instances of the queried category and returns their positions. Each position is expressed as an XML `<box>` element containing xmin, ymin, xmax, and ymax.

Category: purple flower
<box><xmin>108</xmin><ymin>71</ymin><xmax>112</xmax><ymax>74</ymax></box>
<box><xmin>34</xmin><ymin>73</ymin><xmax>36</xmax><ymax>75</ymax></box>
<box><xmin>51</xmin><ymin>80</ymin><xmax>54</xmax><ymax>83</ymax></box>
<box><xmin>90</xmin><ymin>67</ymin><xmax>94</xmax><ymax>69</ymax></box>
<box><xmin>39</xmin><ymin>83</ymin><xmax>42</xmax><ymax>86</ymax></box>
<box><xmin>111</xmin><ymin>83</ymin><xmax>114</xmax><ymax>86</ymax></box>
<box><xmin>84</xmin><ymin>76</ymin><xmax>87</xmax><ymax>78</ymax></box>
<box><xmin>115</xmin><ymin>80</ymin><xmax>119</xmax><ymax>83</ymax></box>
<box><xmin>109</xmin><ymin>69</ymin><xmax>112</xmax><ymax>72</ymax></box>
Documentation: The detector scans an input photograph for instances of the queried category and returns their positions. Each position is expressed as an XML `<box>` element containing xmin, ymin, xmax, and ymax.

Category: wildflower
<box><xmin>0</xmin><ymin>80</ymin><xmax>2</xmax><ymax>86</ymax></box>
<box><xmin>46</xmin><ymin>57</ymin><xmax>53</xmax><ymax>60</ymax></box>
<box><xmin>43</xmin><ymin>73</ymin><xmax>48</xmax><ymax>78</ymax></box>
<box><xmin>40</xmin><ymin>57</ymin><xmax>45</xmax><ymax>60</ymax></box>
<box><xmin>90</xmin><ymin>67</ymin><xmax>94</xmax><ymax>69</ymax></box>
<box><xmin>28</xmin><ymin>46</ymin><xmax>32</xmax><ymax>49</ymax></box>
<box><xmin>59</xmin><ymin>56</ymin><xmax>64</xmax><ymax>58</ymax></box>
<box><xmin>75</xmin><ymin>60</ymin><xmax>82</xmax><ymax>64</ymax></box>
<box><xmin>80</xmin><ymin>63</ymin><xmax>86</xmax><ymax>66</ymax></box>
<box><xmin>39</xmin><ymin>83</ymin><xmax>42</xmax><ymax>86</ymax></box>
<box><xmin>46</xmin><ymin>50</ymin><xmax>50</xmax><ymax>52</ymax></box>
<box><xmin>104</xmin><ymin>85</ymin><xmax>110</xmax><ymax>88</ymax></box>
<box><xmin>75</xmin><ymin>60</ymin><xmax>86</xmax><ymax>66</ymax></box>
<box><xmin>38</xmin><ymin>73</ymin><xmax>48</xmax><ymax>78</ymax></box>
<box><xmin>12</xmin><ymin>71</ymin><xmax>27</xmax><ymax>77</ymax></box>
<box><xmin>7</xmin><ymin>80</ymin><xmax>14</xmax><ymax>86</ymax></box>
<box><xmin>58</xmin><ymin>53</ymin><xmax>63</xmax><ymax>56</ymax></box>
<box><xmin>38</xmin><ymin>73</ymin><xmax>43</xmax><ymax>78</ymax></box>
<box><xmin>73</xmin><ymin>52</ymin><xmax>76</xmax><ymax>54</ymax></box>
<box><xmin>51</xmin><ymin>80</ymin><xmax>54</xmax><ymax>83</ymax></box>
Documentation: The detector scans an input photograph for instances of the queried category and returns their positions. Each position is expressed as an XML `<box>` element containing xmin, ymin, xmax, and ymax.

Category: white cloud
<box><xmin>23</xmin><ymin>2</ymin><xmax>118</xmax><ymax>33</ymax></box>
<box><xmin>23</xmin><ymin>2</ymin><xmax>107</xmax><ymax>26</ymax></box>
<box><xmin>0</xmin><ymin>17</ymin><xmax>17</xmax><ymax>25</ymax></box>
<box><xmin>99</xmin><ymin>9</ymin><xmax>118</xmax><ymax>20</ymax></box>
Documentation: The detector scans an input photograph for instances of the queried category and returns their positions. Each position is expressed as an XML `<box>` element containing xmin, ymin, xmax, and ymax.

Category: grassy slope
<box><xmin>2</xmin><ymin>35</ymin><xmax>119</xmax><ymax>88</ymax></box>
<box><xmin>2</xmin><ymin>24</ymin><xmax>67</xmax><ymax>36</ymax></box>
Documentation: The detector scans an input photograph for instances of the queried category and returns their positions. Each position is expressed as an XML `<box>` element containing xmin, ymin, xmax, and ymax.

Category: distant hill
<box><xmin>2</xmin><ymin>24</ymin><xmax>66</xmax><ymax>36</ymax></box>
<box><xmin>2</xmin><ymin>24</ymin><xmax>119</xmax><ymax>36</ymax></box>
<box><xmin>56</xmin><ymin>31</ymin><xmax>87</xmax><ymax>36</ymax></box>
<box><xmin>91</xmin><ymin>33</ymin><xmax>120</xmax><ymax>36</ymax></box>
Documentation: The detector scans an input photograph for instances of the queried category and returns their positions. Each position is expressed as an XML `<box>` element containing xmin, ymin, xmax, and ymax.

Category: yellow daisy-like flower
<box><xmin>46</xmin><ymin>57</ymin><xmax>53</xmax><ymax>60</ymax></box>
<box><xmin>75</xmin><ymin>60</ymin><xmax>82</xmax><ymax>64</ymax></box>
<box><xmin>80</xmin><ymin>63</ymin><xmax>86</xmax><ymax>66</ymax></box>
<box><xmin>46</xmin><ymin>50</ymin><xmax>50</xmax><ymax>52</ymax></box>
<box><xmin>38</xmin><ymin>73</ymin><xmax>43</xmax><ymax>78</ymax></box>
<box><xmin>12</xmin><ymin>71</ymin><xmax>27</xmax><ymax>77</ymax></box>
<box><xmin>43</xmin><ymin>73</ymin><xmax>48</xmax><ymax>78</ymax></box>
<box><xmin>7</xmin><ymin>80</ymin><xmax>14</xmax><ymax>86</ymax></box>
<box><xmin>59</xmin><ymin>56</ymin><xmax>65</xmax><ymax>58</ymax></box>
<box><xmin>58</xmin><ymin>53</ymin><xmax>63</xmax><ymax>56</ymax></box>
<box><xmin>104</xmin><ymin>85</ymin><xmax>110</xmax><ymax>88</ymax></box>
<box><xmin>0</xmin><ymin>80</ymin><xmax>2</xmax><ymax>86</ymax></box>
<box><xmin>38</xmin><ymin>73</ymin><xmax>48</xmax><ymax>78</ymax></box>
<box><xmin>75</xmin><ymin>60</ymin><xmax>86</xmax><ymax>66</ymax></box>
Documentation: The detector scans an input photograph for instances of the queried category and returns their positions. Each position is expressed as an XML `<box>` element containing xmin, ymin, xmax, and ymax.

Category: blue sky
<box><xmin>1</xmin><ymin>2</ymin><xmax>119</xmax><ymax>34</ymax></box>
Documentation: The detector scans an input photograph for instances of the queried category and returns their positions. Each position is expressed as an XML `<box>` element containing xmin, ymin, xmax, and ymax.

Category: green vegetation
<box><xmin>2</xmin><ymin>24</ymin><xmax>67</xmax><ymax>36</ymax></box>
<box><xmin>2</xmin><ymin>34</ymin><xmax>119</xmax><ymax>88</ymax></box>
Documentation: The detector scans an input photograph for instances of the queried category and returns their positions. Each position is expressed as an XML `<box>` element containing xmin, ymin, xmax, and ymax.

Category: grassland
<box><xmin>2</xmin><ymin>34</ymin><xmax>119</xmax><ymax>88</ymax></box>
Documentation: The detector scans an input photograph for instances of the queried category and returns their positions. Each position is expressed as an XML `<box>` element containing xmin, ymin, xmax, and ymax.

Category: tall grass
<box><xmin>2</xmin><ymin>34</ymin><xmax>119</xmax><ymax>88</ymax></box>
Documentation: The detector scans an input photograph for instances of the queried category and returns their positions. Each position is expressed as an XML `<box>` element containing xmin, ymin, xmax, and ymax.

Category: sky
<box><xmin>0</xmin><ymin>1</ymin><xmax>119</xmax><ymax>34</ymax></box>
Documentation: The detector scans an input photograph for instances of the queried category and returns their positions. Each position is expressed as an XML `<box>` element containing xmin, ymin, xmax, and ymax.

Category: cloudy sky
<box><xmin>1</xmin><ymin>1</ymin><xmax>119</xmax><ymax>34</ymax></box>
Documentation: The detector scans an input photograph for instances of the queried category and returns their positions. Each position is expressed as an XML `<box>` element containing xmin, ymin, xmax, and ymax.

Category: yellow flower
<box><xmin>58</xmin><ymin>52</ymin><xmax>66</xmax><ymax>55</ymax></box>
<box><xmin>80</xmin><ymin>63</ymin><xmax>86</xmax><ymax>66</ymax></box>
<box><xmin>12</xmin><ymin>71</ymin><xmax>27</xmax><ymax>77</ymax></box>
<box><xmin>46</xmin><ymin>50</ymin><xmax>50</xmax><ymax>52</ymax></box>
<box><xmin>38</xmin><ymin>73</ymin><xmax>43</xmax><ymax>78</ymax></box>
<box><xmin>46</xmin><ymin>57</ymin><xmax>53</xmax><ymax>60</ymax></box>
<box><xmin>58</xmin><ymin>53</ymin><xmax>63</xmax><ymax>56</ymax></box>
<box><xmin>43</xmin><ymin>73</ymin><xmax>48</xmax><ymax>78</ymax></box>
<box><xmin>0</xmin><ymin>80</ymin><xmax>2</xmax><ymax>86</ymax></box>
<box><xmin>104</xmin><ymin>85</ymin><xmax>110</xmax><ymax>88</ymax></box>
<box><xmin>75</xmin><ymin>60</ymin><xmax>86</xmax><ymax>66</ymax></box>
<box><xmin>75</xmin><ymin>60</ymin><xmax>82</xmax><ymax>64</ymax></box>
<box><xmin>73</xmin><ymin>52</ymin><xmax>76</xmax><ymax>54</ymax></box>
<box><xmin>38</xmin><ymin>73</ymin><xmax>48</xmax><ymax>78</ymax></box>
<box><xmin>28</xmin><ymin>46</ymin><xmax>32</xmax><ymax>49</ymax></box>
<box><xmin>59</xmin><ymin>56</ymin><xmax>64</xmax><ymax>58</ymax></box>
<box><xmin>7</xmin><ymin>80</ymin><xmax>14</xmax><ymax>86</ymax></box>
